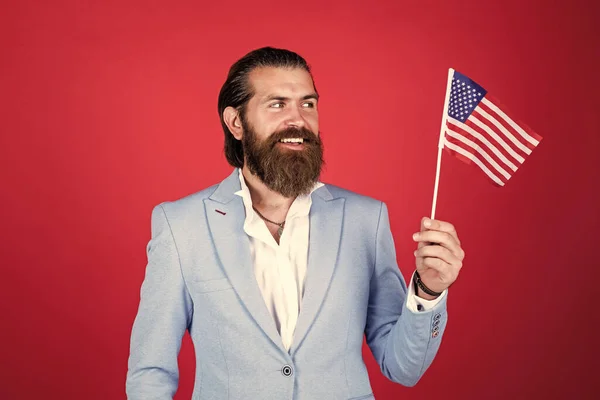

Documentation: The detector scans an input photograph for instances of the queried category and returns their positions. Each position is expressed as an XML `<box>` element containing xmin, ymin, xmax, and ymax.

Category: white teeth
<box><xmin>280</xmin><ymin>138</ymin><xmax>304</xmax><ymax>143</ymax></box>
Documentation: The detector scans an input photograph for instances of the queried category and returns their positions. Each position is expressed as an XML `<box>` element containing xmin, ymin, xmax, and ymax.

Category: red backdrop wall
<box><xmin>1</xmin><ymin>0</ymin><xmax>599</xmax><ymax>399</ymax></box>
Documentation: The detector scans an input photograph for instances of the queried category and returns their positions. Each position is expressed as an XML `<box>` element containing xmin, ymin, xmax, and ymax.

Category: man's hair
<box><xmin>217</xmin><ymin>46</ymin><xmax>316</xmax><ymax>168</ymax></box>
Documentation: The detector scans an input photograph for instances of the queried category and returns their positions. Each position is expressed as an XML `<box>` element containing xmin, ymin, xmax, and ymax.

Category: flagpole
<box><xmin>430</xmin><ymin>68</ymin><xmax>454</xmax><ymax>220</ymax></box>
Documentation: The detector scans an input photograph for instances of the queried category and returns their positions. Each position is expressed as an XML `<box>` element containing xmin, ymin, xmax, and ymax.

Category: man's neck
<box><xmin>241</xmin><ymin>166</ymin><xmax>295</xmax><ymax>212</ymax></box>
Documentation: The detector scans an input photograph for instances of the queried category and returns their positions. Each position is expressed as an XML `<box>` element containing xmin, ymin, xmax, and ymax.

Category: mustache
<box><xmin>268</xmin><ymin>127</ymin><xmax>321</xmax><ymax>145</ymax></box>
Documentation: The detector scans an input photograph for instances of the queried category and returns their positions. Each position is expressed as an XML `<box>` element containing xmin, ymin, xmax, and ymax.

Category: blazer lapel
<box><xmin>290</xmin><ymin>187</ymin><xmax>345</xmax><ymax>355</ymax></box>
<box><xmin>204</xmin><ymin>169</ymin><xmax>287</xmax><ymax>354</ymax></box>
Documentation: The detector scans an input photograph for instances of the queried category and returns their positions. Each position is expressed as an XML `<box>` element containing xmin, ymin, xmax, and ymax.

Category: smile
<box><xmin>279</xmin><ymin>138</ymin><xmax>305</xmax><ymax>144</ymax></box>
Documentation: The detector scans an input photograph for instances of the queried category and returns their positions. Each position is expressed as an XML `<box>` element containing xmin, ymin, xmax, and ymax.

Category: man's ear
<box><xmin>223</xmin><ymin>106</ymin><xmax>243</xmax><ymax>140</ymax></box>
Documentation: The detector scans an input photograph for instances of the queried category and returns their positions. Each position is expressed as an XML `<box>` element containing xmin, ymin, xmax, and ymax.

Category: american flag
<box><xmin>443</xmin><ymin>70</ymin><xmax>543</xmax><ymax>186</ymax></box>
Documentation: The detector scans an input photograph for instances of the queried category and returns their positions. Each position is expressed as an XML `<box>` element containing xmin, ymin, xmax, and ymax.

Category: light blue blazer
<box><xmin>126</xmin><ymin>169</ymin><xmax>448</xmax><ymax>400</ymax></box>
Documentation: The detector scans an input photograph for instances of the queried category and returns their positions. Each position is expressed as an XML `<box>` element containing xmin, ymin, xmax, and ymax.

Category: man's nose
<box><xmin>284</xmin><ymin>105</ymin><xmax>306</xmax><ymax>128</ymax></box>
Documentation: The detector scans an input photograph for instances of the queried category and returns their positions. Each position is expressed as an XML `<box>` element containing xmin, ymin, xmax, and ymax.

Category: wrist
<box><xmin>413</xmin><ymin>271</ymin><xmax>443</xmax><ymax>300</ymax></box>
<box><xmin>416</xmin><ymin>285</ymin><xmax>440</xmax><ymax>300</ymax></box>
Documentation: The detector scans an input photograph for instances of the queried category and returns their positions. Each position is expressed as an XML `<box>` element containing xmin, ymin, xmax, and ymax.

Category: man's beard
<box><xmin>241</xmin><ymin>118</ymin><xmax>324</xmax><ymax>198</ymax></box>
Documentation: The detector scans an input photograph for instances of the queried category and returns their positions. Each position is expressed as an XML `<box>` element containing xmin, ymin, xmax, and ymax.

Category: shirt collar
<box><xmin>234</xmin><ymin>169</ymin><xmax>324</xmax><ymax>219</ymax></box>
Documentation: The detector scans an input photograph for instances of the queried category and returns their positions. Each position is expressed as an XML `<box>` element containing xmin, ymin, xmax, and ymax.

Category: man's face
<box><xmin>240</xmin><ymin>67</ymin><xmax>324</xmax><ymax>198</ymax></box>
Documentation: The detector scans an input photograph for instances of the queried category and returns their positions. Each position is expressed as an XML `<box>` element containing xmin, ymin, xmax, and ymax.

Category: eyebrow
<box><xmin>262</xmin><ymin>93</ymin><xmax>320</xmax><ymax>103</ymax></box>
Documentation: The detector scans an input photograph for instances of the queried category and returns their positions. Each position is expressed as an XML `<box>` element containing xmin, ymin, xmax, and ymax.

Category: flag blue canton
<box><xmin>448</xmin><ymin>70</ymin><xmax>487</xmax><ymax>123</ymax></box>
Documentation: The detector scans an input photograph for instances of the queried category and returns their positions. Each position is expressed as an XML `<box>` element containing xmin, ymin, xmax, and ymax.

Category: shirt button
<box><xmin>281</xmin><ymin>365</ymin><xmax>293</xmax><ymax>377</ymax></box>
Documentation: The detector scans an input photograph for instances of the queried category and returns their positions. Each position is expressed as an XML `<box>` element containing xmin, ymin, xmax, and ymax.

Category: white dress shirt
<box><xmin>235</xmin><ymin>170</ymin><xmax>446</xmax><ymax>351</ymax></box>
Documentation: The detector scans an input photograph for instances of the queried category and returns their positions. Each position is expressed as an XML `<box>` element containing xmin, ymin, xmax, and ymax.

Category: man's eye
<box><xmin>302</xmin><ymin>102</ymin><xmax>315</xmax><ymax>108</ymax></box>
<box><xmin>270</xmin><ymin>102</ymin><xmax>284</xmax><ymax>108</ymax></box>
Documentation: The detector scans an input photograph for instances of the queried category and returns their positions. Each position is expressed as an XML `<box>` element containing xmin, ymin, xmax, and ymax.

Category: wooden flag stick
<box><xmin>430</xmin><ymin>68</ymin><xmax>455</xmax><ymax>220</ymax></box>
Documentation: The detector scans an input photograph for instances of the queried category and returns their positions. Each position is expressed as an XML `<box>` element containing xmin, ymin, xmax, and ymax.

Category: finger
<box><xmin>418</xmin><ymin>257</ymin><xmax>454</xmax><ymax>283</ymax></box>
<box><xmin>414</xmin><ymin>230</ymin><xmax>462</xmax><ymax>258</ymax></box>
<box><xmin>413</xmin><ymin>230</ymin><xmax>463</xmax><ymax>259</ymax></box>
<box><xmin>421</xmin><ymin>217</ymin><xmax>461</xmax><ymax>246</ymax></box>
<box><xmin>415</xmin><ymin>245</ymin><xmax>462</xmax><ymax>267</ymax></box>
<box><xmin>417</xmin><ymin>218</ymin><xmax>430</xmax><ymax>250</ymax></box>
<box><xmin>417</xmin><ymin>217</ymin><xmax>431</xmax><ymax>249</ymax></box>
<box><xmin>414</xmin><ymin>230</ymin><xmax>458</xmax><ymax>249</ymax></box>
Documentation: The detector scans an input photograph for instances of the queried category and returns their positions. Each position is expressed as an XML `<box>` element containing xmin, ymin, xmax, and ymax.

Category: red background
<box><xmin>1</xmin><ymin>0</ymin><xmax>599</xmax><ymax>399</ymax></box>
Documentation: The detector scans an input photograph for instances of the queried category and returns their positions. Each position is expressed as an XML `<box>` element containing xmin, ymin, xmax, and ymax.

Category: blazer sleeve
<box><xmin>126</xmin><ymin>204</ymin><xmax>193</xmax><ymax>400</ymax></box>
<box><xmin>364</xmin><ymin>202</ymin><xmax>448</xmax><ymax>387</ymax></box>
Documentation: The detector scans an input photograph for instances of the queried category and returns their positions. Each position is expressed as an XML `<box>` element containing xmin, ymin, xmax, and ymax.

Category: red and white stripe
<box><xmin>444</xmin><ymin>96</ymin><xmax>542</xmax><ymax>186</ymax></box>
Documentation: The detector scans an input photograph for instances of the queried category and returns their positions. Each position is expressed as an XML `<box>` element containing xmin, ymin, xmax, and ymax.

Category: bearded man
<box><xmin>126</xmin><ymin>47</ymin><xmax>465</xmax><ymax>400</ymax></box>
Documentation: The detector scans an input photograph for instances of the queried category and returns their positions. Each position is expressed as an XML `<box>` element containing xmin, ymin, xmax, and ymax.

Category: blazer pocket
<box><xmin>192</xmin><ymin>277</ymin><xmax>234</xmax><ymax>293</ymax></box>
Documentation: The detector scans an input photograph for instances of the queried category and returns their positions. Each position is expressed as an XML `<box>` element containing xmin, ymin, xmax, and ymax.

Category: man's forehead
<box><xmin>249</xmin><ymin>67</ymin><xmax>315</xmax><ymax>98</ymax></box>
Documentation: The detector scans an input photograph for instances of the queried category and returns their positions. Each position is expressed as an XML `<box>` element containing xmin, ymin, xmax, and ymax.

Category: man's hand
<box><xmin>412</xmin><ymin>217</ymin><xmax>465</xmax><ymax>299</ymax></box>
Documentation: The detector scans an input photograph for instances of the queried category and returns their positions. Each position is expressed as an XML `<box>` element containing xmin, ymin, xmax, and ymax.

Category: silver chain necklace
<box><xmin>252</xmin><ymin>206</ymin><xmax>285</xmax><ymax>237</ymax></box>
